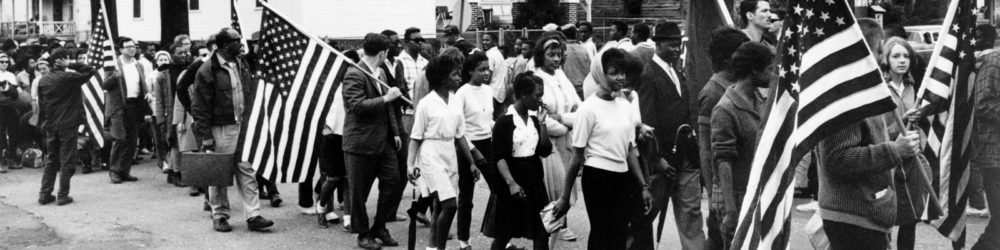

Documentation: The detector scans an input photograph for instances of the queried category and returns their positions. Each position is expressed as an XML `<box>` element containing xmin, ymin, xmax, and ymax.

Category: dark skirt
<box><xmin>319</xmin><ymin>134</ymin><xmax>346</xmax><ymax>177</ymax></box>
<box><xmin>481</xmin><ymin>156</ymin><xmax>549</xmax><ymax>240</ymax></box>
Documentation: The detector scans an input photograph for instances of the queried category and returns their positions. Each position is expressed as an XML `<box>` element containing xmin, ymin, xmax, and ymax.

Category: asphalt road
<box><xmin>0</xmin><ymin>159</ymin><xmax>988</xmax><ymax>249</ymax></box>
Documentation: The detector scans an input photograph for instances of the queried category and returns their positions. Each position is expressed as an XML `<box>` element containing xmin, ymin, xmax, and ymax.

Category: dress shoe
<box><xmin>247</xmin><ymin>216</ymin><xmax>274</xmax><ymax>231</ymax></box>
<box><xmin>38</xmin><ymin>194</ymin><xmax>56</xmax><ymax>205</ymax></box>
<box><xmin>81</xmin><ymin>166</ymin><xmax>93</xmax><ymax>174</ymax></box>
<box><xmin>56</xmin><ymin>196</ymin><xmax>73</xmax><ymax>206</ymax></box>
<box><xmin>189</xmin><ymin>187</ymin><xmax>203</xmax><ymax>196</ymax></box>
<box><xmin>213</xmin><ymin>218</ymin><xmax>232</xmax><ymax>232</ymax></box>
<box><xmin>172</xmin><ymin>173</ymin><xmax>188</xmax><ymax>187</ymax></box>
<box><xmin>166</xmin><ymin>173</ymin><xmax>175</xmax><ymax>184</ymax></box>
<box><xmin>357</xmin><ymin>236</ymin><xmax>382</xmax><ymax>250</ymax></box>
<box><xmin>372</xmin><ymin>228</ymin><xmax>399</xmax><ymax>246</ymax></box>
<box><xmin>318</xmin><ymin>212</ymin><xmax>329</xmax><ymax>228</ymax></box>
<box><xmin>109</xmin><ymin>172</ymin><xmax>123</xmax><ymax>184</ymax></box>
<box><xmin>269</xmin><ymin>194</ymin><xmax>283</xmax><ymax>207</ymax></box>
<box><xmin>259</xmin><ymin>191</ymin><xmax>269</xmax><ymax>200</ymax></box>
<box><xmin>122</xmin><ymin>174</ymin><xmax>139</xmax><ymax>182</ymax></box>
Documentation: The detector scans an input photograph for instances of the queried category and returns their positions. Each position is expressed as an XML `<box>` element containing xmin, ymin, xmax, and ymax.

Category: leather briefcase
<box><xmin>178</xmin><ymin>152</ymin><xmax>235</xmax><ymax>187</ymax></box>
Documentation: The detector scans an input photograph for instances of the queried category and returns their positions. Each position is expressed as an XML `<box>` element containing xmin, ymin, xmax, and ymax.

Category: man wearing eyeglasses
<box><xmin>104</xmin><ymin>37</ymin><xmax>153</xmax><ymax>184</ymax></box>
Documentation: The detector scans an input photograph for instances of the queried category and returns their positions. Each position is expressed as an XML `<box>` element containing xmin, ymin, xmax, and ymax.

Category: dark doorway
<box><xmin>53</xmin><ymin>0</ymin><xmax>63</xmax><ymax>21</ymax></box>
<box><xmin>159</xmin><ymin>0</ymin><xmax>190</xmax><ymax>46</ymax></box>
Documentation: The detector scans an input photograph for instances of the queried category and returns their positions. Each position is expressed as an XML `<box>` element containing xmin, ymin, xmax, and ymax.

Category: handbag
<box><xmin>539</xmin><ymin>202</ymin><xmax>567</xmax><ymax>233</ymax></box>
<box><xmin>177</xmin><ymin>151</ymin><xmax>235</xmax><ymax>187</ymax></box>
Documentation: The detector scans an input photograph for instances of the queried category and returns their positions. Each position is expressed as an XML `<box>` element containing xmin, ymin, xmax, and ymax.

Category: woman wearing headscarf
<box><xmin>552</xmin><ymin>47</ymin><xmax>652</xmax><ymax>249</ymax></box>
<box><xmin>531</xmin><ymin>33</ymin><xmax>583</xmax><ymax>242</ymax></box>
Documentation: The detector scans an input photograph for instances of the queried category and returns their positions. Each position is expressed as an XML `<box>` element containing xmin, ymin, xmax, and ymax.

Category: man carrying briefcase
<box><xmin>190</xmin><ymin>28</ymin><xmax>273</xmax><ymax>233</ymax></box>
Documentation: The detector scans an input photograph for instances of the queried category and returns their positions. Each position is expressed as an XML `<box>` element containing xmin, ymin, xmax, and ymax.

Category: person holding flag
<box><xmin>190</xmin><ymin>28</ymin><xmax>274</xmax><ymax>233</ymax></box>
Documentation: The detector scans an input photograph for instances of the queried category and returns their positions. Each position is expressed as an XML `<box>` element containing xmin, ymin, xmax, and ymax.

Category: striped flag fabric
<box><xmin>730</xmin><ymin>0</ymin><xmax>897</xmax><ymax>249</ymax></box>
<box><xmin>918</xmin><ymin>0</ymin><xmax>977</xmax><ymax>241</ymax></box>
<box><xmin>237</xmin><ymin>2</ymin><xmax>351</xmax><ymax>183</ymax></box>
<box><xmin>80</xmin><ymin>3</ymin><xmax>117</xmax><ymax>148</ymax></box>
<box><xmin>230</xmin><ymin>0</ymin><xmax>250</xmax><ymax>52</ymax></box>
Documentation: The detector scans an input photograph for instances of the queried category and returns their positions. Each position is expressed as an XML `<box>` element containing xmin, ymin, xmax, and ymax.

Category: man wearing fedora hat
<box><xmin>633</xmin><ymin>21</ymin><xmax>706</xmax><ymax>250</ymax></box>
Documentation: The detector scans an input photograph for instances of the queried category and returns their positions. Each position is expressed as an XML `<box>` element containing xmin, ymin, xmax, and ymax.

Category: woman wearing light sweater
<box><xmin>552</xmin><ymin>48</ymin><xmax>652</xmax><ymax>249</ymax></box>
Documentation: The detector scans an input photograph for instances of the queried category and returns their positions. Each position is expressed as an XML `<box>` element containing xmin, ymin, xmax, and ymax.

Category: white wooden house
<box><xmin>112</xmin><ymin>0</ymin><xmax>436</xmax><ymax>42</ymax></box>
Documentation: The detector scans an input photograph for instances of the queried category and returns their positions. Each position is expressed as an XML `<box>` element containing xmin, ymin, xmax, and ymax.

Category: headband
<box><xmin>543</xmin><ymin>39</ymin><xmax>561</xmax><ymax>49</ymax></box>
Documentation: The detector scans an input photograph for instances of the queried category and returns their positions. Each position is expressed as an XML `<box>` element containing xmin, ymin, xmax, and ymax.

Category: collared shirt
<box><xmin>398</xmin><ymin>52</ymin><xmax>428</xmax><ymax>97</ymax></box>
<box><xmin>122</xmin><ymin>60</ymin><xmax>142</xmax><ymax>98</ymax></box>
<box><xmin>384</xmin><ymin>58</ymin><xmax>399</xmax><ymax>80</ymax></box>
<box><xmin>359</xmin><ymin>59</ymin><xmax>383</xmax><ymax>95</ymax></box>
<box><xmin>652</xmin><ymin>55</ymin><xmax>682</xmax><ymax>95</ymax></box>
<box><xmin>581</xmin><ymin>38</ymin><xmax>598</xmax><ymax>60</ymax></box>
<box><xmin>217</xmin><ymin>54</ymin><xmax>244</xmax><ymax>123</ymax></box>
<box><xmin>486</xmin><ymin>46</ymin><xmax>509</xmax><ymax>102</ymax></box>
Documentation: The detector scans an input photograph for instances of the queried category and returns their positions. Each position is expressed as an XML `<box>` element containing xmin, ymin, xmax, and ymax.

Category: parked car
<box><xmin>904</xmin><ymin>25</ymin><xmax>940</xmax><ymax>61</ymax></box>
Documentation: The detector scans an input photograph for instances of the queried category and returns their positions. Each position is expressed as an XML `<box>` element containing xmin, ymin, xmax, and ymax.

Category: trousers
<box><xmin>345</xmin><ymin>143</ymin><xmax>402</xmax><ymax>236</ymax></box>
<box><xmin>582</xmin><ymin>166</ymin><xmax>633</xmax><ymax>249</ymax></box>
<box><xmin>663</xmin><ymin>168</ymin><xmax>707</xmax><ymax>250</ymax></box>
<box><xmin>972</xmin><ymin>168</ymin><xmax>1000</xmax><ymax>250</ymax></box>
<box><xmin>824</xmin><ymin>219</ymin><xmax>889</xmax><ymax>250</ymax></box>
<box><xmin>207</xmin><ymin>124</ymin><xmax>262</xmax><ymax>220</ymax></box>
<box><xmin>39</xmin><ymin>128</ymin><xmax>78</xmax><ymax>197</ymax></box>
<box><xmin>110</xmin><ymin>99</ymin><xmax>143</xmax><ymax>174</ymax></box>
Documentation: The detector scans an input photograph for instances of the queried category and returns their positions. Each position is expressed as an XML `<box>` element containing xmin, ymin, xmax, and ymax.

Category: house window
<box><xmin>190</xmin><ymin>0</ymin><xmax>199</xmax><ymax>11</ymax></box>
<box><xmin>133</xmin><ymin>0</ymin><xmax>142</xmax><ymax>19</ymax></box>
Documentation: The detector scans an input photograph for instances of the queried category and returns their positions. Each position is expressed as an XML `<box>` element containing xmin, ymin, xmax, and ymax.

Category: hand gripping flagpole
<box><xmin>258</xmin><ymin>1</ymin><xmax>413</xmax><ymax>105</ymax></box>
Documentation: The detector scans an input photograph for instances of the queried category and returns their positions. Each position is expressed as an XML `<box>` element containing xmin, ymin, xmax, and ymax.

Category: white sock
<box><xmin>344</xmin><ymin>215</ymin><xmax>351</xmax><ymax>226</ymax></box>
<box><xmin>507</xmin><ymin>243</ymin><xmax>514</xmax><ymax>248</ymax></box>
<box><xmin>426</xmin><ymin>247</ymin><xmax>437</xmax><ymax>250</ymax></box>
<box><xmin>459</xmin><ymin>241</ymin><xmax>470</xmax><ymax>248</ymax></box>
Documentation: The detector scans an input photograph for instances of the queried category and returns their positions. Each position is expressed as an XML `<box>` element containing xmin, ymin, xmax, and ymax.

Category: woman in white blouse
<box><xmin>407</xmin><ymin>53</ymin><xmax>478</xmax><ymax>250</ymax></box>
<box><xmin>531</xmin><ymin>34</ymin><xmax>583</xmax><ymax>242</ymax></box>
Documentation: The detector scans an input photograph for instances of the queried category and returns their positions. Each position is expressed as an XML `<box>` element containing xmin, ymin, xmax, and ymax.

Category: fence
<box><xmin>0</xmin><ymin>21</ymin><xmax>78</xmax><ymax>41</ymax></box>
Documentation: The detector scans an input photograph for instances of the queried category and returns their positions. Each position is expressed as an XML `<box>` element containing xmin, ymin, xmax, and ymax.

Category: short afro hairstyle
<box><xmin>709</xmin><ymin>27</ymin><xmax>750</xmax><ymax>72</ymax></box>
<box><xmin>461</xmin><ymin>51</ymin><xmax>490</xmax><ymax>83</ymax></box>
<box><xmin>426</xmin><ymin>48</ymin><xmax>464</xmax><ymax>91</ymax></box>
<box><xmin>610</xmin><ymin>21</ymin><xmax>629</xmax><ymax>36</ymax></box>
<box><xmin>730</xmin><ymin>41</ymin><xmax>774</xmax><ymax>80</ymax></box>
<box><xmin>362</xmin><ymin>33</ymin><xmax>391</xmax><ymax>56</ymax></box>
<box><xmin>512</xmin><ymin>71</ymin><xmax>544</xmax><ymax>100</ymax></box>
<box><xmin>632</xmin><ymin>23</ymin><xmax>651</xmax><ymax>41</ymax></box>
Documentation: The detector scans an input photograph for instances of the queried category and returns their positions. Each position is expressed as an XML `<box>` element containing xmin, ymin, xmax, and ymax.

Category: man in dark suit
<box><xmin>634</xmin><ymin>22</ymin><xmax>706</xmax><ymax>250</ymax></box>
<box><xmin>342</xmin><ymin>33</ymin><xmax>405</xmax><ymax>250</ymax></box>
<box><xmin>104</xmin><ymin>36</ymin><xmax>152</xmax><ymax>184</ymax></box>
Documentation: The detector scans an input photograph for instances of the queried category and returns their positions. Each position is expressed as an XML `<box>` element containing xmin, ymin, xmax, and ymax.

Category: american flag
<box><xmin>731</xmin><ymin>0</ymin><xmax>897</xmax><ymax>249</ymax></box>
<box><xmin>919</xmin><ymin>0</ymin><xmax>977</xmax><ymax>242</ymax></box>
<box><xmin>80</xmin><ymin>3</ymin><xmax>117</xmax><ymax>148</ymax></box>
<box><xmin>237</xmin><ymin>3</ymin><xmax>350</xmax><ymax>183</ymax></box>
<box><xmin>230</xmin><ymin>0</ymin><xmax>250</xmax><ymax>53</ymax></box>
